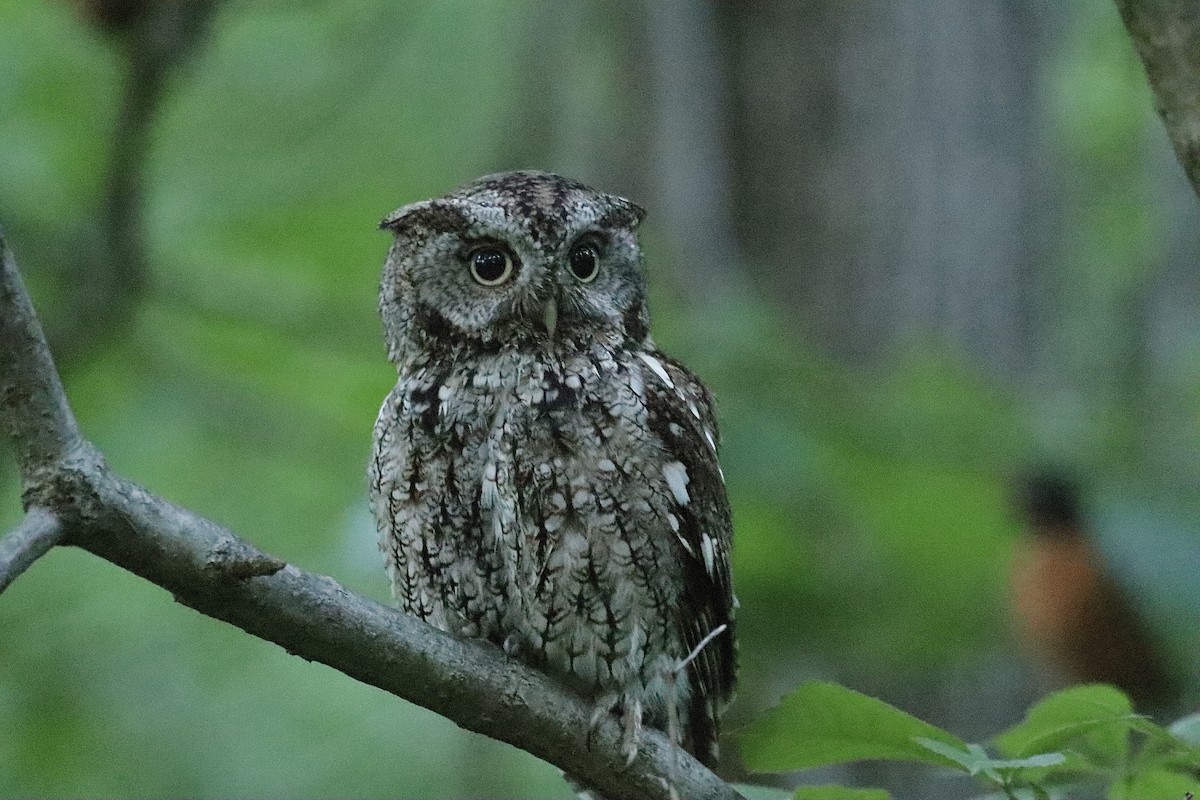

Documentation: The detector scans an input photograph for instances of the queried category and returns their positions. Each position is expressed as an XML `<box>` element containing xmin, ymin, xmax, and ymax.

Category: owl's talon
<box><xmin>620</xmin><ymin>697</ymin><xmax>643</xmax><ymax>765</ymax></box>
<box><xmin>587</xmin><ymin>693</ymin><xmax>642</xmax><ymax>762</ymax></box>
<box><xmin>622</xmin><ymin>739</ymin><xmax>639</xmax><ymax>766</ymax></box>
<box><xmin>587</xmin><ymin>694</ymin><xmax>616</xmax><ymax>751</ymax></box>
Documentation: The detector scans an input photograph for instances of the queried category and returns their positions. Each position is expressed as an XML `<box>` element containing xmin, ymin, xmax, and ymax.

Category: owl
<box><xmin>368</xmin><ymin>170</ymin><xmax>736</xmax><ymax>770</ymax></box>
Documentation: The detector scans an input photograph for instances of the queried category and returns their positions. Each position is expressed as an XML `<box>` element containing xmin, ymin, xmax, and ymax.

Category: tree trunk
<box><xmin>721</xmin><ymin>0</ymin><xmax>1055</xmax><ymax>375</ymax></box>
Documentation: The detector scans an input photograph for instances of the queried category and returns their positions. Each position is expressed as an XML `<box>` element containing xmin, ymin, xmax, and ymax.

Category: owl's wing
<box><xmin>639</xmin><ymin>350</ymin><xmax>736</xmax><ymax>764</ymax></box>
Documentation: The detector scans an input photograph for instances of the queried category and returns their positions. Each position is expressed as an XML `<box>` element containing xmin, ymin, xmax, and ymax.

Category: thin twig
<box><xmin>666</xmin><ymin>623</ymin><xmax>731</xmax><ymax>800</ymax></box>
<box><xmin>679</xmin><ymin>623</ymin><xmax>730</xmax><ymax>673</ymax></box>
<box><xmin>0</xmin><ymin>507</ymin><xmax>63</xmax><ymax>594</ymax></box>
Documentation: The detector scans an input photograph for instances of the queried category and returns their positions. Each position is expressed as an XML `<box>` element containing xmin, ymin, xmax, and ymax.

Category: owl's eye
<box><xmin>468</xmin><ymin>247</ymin><xmax>515</xmax><ymax>286</ymax></box>
<box><xmin>568</xmin><ymin>241</ymin><xmax>600</xmax><ymax>282</ymax></box>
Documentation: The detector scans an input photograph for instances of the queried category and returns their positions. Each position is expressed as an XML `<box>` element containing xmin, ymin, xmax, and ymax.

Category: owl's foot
<box><xmin>619</xmin><ymin>696</ymin><xmax>643</xmax><ymax>765</ymax></box>
<box><xmin>588</xmin><ymin>693</ymin><xmax>643</xmax><ymax>765</ymax></box>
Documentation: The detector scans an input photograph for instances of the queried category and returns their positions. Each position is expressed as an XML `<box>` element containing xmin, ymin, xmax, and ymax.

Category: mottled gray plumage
<box><xmin>368</xmin><ymin>171</ymin><xmax>735</xmax><ymax>767</ymax></box>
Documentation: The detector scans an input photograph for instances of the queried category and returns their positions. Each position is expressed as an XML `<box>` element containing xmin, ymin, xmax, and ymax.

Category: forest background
<box><xmin>1</xmin><ymin>1</ymin><xmax>1198</xmax><ymax>797</ymax></box>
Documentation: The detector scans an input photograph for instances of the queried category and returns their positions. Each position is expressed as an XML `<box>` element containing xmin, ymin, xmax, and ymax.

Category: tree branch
<box><xmin>52</xmin><ymin>0</ymin><xmax>224</xmax><ymax>364</ymax></box>
<box><xmin>0</xmin><ymin>507</ymin><xmax>63</xmax><ymax>594</ymax></box>
<box><xmin>0</xmin><ymin>229</ymin><xmax>86</xmax><ymax>493</ymax></box>
<box><xmin>0</xmin><ymin>228</ymin><xmax>743</xmax><ymax>799</ymax></box>
<box><xmin>1115</xmin><ymin>0</ymin><xmax>1200</xmax><ymax>201</ymax></box>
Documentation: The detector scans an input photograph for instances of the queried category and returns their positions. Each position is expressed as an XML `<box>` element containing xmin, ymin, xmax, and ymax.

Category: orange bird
<box><xmin>1010</xmin><ymin>473</ymin><xmax>1180</xmax><ymax>712</ymax></box>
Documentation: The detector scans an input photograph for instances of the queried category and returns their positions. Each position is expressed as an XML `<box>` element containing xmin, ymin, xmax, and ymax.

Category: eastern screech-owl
<box><xmin>368</xmin><ymin>170</ymin><xmax>736</xmax><ymax>767</ymax></box>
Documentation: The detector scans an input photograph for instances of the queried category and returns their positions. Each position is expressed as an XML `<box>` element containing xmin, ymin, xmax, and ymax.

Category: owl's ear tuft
<box><xmin>626</xmin><ymin>200</ymin><xmax>648</xmax><ymax>227</ymax></box>
<box><xmin>601</xmin><ymin>196</ymin><xmax>647</xmax><ymax>230</ymax></box>
<box><xmin>380</xmin><ymin>199</ymin><xmax>471</xmax><ymax>237</ymax></box>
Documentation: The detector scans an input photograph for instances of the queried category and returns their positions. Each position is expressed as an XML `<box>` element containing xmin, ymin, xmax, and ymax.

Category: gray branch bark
<box><xmin>1116</xmin><ymin>0</ymin><xmax>1200</xmax><ymax>202</ymax></box>
<box><xmin>0</xmin><ymin>229</ymin><xmax>85</xmax><ymax>490</ymax></box>
<box><xmin>0</xmin><ymin>229</ymin><xmax>743</xmax><ymax>800</ymax></box>
<box><xmin>0</xmin><ymin>506</ymin><xmax>62</xmax><ymax>594</ymax></box>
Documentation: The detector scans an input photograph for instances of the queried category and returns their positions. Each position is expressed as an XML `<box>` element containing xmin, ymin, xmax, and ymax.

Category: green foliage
<box><xmin>665</xmin><ymin>297</ymin><xmax>1026</xmax><ymax>671</ymax></box>
<box><xmin>993</xmin><ymin>685</ymin><xmax>1141</xmax><ymax>764</ymax></box>
<box><xmin>738</xmin><ymin>683</ymin><xmax>1200</xmax><ymax>799</ymax></box>
<box><xmin>2</xmin><ymin>1</ymin><xmax>1197</xmax><ymax>797</ymax></box>
<box><xmin>738</xmin><ymin>681</ymin><xmax>967</xmax><ymax>773</ymax></box>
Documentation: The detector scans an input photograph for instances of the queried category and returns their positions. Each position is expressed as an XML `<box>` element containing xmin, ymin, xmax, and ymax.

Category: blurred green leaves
<box><xmin>993</xmin><ymin>684</ymin><xmax>1140</xmax><ymax>764</ymax></box>
<box><xmin>738</xmin><ymin>683</ymin><xmax>1200</xmax><ymax>799</ymax></box>
<box><xmin>738</xmin><ymin>681</ymin><xmax>968</xmax><ymax>773</ymax></box>
<box><xmin>2</xmin><ymin>0</ymin><xmax>1198</xmax><ymax>797</ymax></box>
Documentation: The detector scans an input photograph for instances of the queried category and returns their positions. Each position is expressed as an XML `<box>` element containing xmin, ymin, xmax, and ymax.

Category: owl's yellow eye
<box><xmin>469</xmin><ymin>247</ymin><xmax>515</xmax><ymax>286</ymax></box>
<box><xmin>568</xmin><ymin>241</ymin><xmax>600</xmax><ymax>282</ymax></box>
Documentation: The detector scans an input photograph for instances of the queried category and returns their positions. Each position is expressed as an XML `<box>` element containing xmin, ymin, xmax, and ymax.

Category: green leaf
<box><xmin>737</xmin><ymin>681</ymin><xmax>967</xmax><ymax>773</ymax></box>
<box><xmin>912</xmin><ymin>738</ymin><xmax>989</xmax><ymax>775</ymax></box>
<box><xmin>993</xmin><ymin>685</ymin><xmax>1140</xmax><ymax>763</ymax></box>
<box><xmin>914</xmin><ymin>738</ymin><xmax>1065</xmax><ymax>780</ymax></box>
<box><xmin>987</xmin><ymin>753</ymin><xmax>1068</xmax><ymax>770</ymax></box>
<box><xmin>791</xmin><ymin>786</ymin><xmax>891</xmax><ymax>800</ymax></box>
<box><xmin>1108</xmin><ymin>767</ymin><xmax>1200</xmax><ymax>799</ymax></box>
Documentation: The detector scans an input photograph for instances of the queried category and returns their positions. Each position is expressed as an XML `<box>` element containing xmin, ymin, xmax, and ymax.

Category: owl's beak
<box><xmin>540</xmin><ymin>297</ymin><xmax>558</xmax><ymax>338</ymax></box>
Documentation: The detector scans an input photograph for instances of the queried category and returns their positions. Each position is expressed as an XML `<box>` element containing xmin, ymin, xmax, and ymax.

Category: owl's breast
<box><xmin>496</xmin><ymin>351</ymin><xmax>688</xmax><ymax>699</ymax></box>
<box><xmin>374</xmin><ymin>347</ymin><xmax>689</xmax><ymax>708</ymax></box>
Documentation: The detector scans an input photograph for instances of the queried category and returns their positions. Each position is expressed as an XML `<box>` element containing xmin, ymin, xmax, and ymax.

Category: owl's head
<box><xmin>378</xmin><ymin>171</ymin><xmax>649</xmax><ymax>365</ymax></box>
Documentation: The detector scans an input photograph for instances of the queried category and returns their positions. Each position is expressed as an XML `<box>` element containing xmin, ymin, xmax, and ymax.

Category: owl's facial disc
<box><xmin>380</xmin><ymin>171</ymin><xmax>650</xmax><ymax>353</ymax></box>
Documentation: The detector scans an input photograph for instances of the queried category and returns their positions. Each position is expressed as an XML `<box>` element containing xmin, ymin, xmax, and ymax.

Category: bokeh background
<box><xmin>1</xmin><ymin>1</ymin><xmax>1198</xmax><ymax>797</ymax></box>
